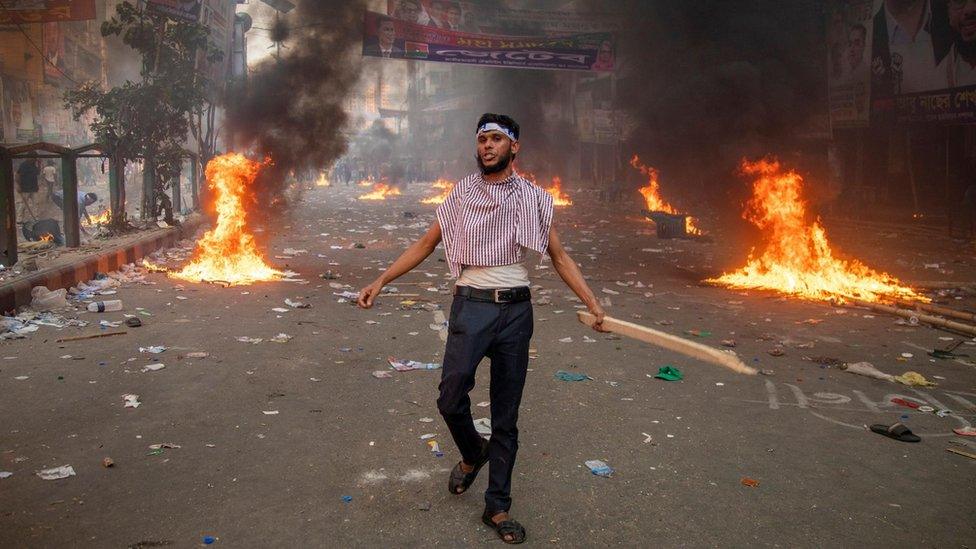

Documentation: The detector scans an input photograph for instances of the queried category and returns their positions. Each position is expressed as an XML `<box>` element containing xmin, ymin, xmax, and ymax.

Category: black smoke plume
<box><xmin>227</xmin><ymin>0</ymin><xmax>366</xmax><ymax>211</ymax></box>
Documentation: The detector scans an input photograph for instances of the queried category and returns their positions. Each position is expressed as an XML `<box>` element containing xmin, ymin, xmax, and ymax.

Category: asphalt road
<box><xmin>1</xmin><ymin>183</ymin><xmax>974</xmax><ymax>548</ymax></box>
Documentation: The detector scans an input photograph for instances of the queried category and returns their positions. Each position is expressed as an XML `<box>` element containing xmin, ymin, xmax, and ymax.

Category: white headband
<box><xmin>476</xmin><ymin>122</ymin><xmax>516</xmax><ymax>141</ymax></box>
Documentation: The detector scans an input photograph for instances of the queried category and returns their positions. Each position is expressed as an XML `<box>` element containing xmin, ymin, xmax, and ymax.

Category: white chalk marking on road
<box><xmin>764</xmin><ymin>380</ymin><xmax>780</xmax><ymax>410</ymax></box>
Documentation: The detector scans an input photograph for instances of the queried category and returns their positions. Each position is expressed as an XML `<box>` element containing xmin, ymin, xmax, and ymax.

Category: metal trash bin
<box><xmin>646</xmin><ymin>211</ymin><xmax>688</xmax><ymax>239</ymax></box>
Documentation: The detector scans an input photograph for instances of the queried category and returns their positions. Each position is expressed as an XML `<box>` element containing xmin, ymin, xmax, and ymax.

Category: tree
<box><xmin>65</xmin><ymin>1</ymin><xmax>222</xmax><ymax>228</ymax></box>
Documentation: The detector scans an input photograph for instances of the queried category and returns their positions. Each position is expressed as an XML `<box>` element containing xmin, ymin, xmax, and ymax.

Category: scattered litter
<box><xmin>185</xmin><ymin>352</ymin><xmax>209</xmax><ymax>359</ymax></box>
<box><xmin>203</xmin><ymin>535</ymin><xmax>217</xmax><ymax>545</ymax></box>
<box><xmin>125</xmin><ymin>317</ymin><xmax>142</xmax><ymax>328</ymax></box>
<box><xmin>0</xmin><ymin>472</ymin><xmax>12</xmax><ymax>479</ymax></box>
<box><xmin>741</xmin><ymin>477</ymin><xmax>760</xmax><ymax>488</ymax></box>
<box><xmin>953</xmin><ymin>427</ymin><xmax>976</xmax><ymax>437</ymax></box>
<box><xmin>342</xmin><ymin>495</ymin><xmax>353</xmax><ymax>503</ymax></box>
<box><xmin>139</xmin><ymin>346</ymin><xmax>166</xmax><ymax>354</ymax></box>
<box><xmin>102</xmin><ymin>457</ymin><xmax>114</xmax><ymax>468</ymax></box>
<box><xmin>271</xmin><ymin>307</ymin><xmax>289</xmax><ymax>313</ymax></box>
<box><xmin>841</xmin><ymin>362</ymin><xmax>894</xmax><ymax>382</ymax></box>
<box><xmin>474</xmin><ymin>418</ymin><xmax>492</xmax><ymax>437</ymax></box>
<box><xmin>141</xmin><ymin>363</ymin><xmax>165</xmax><ymax>373</ymax></box>
<box><xmin>122</xmin><ymin>394</ymin><xmax>141</xmax><ymax>408</ymax></box>
<box><xmin>285</xmin><ymin>299</ymin><xmax>310</xmax><ymax>309</ymax></box>
<box><xmin>893</xmin><ymin>371</ymin><xmax>936</xmax><ymax>387</ymax></box>
<box><xmin>653</xmin><ymin>366</ymin><xmax>683</xmax><ymax>381</ymax></box>
<box><xmin>721</xmin><ymin>339</ymin><xmax>736</xmax><ymax>348</ymax></box>
<box><xmin>148</xmin><ymin>443</ymin><xmax>181</xmax><ymax>450</ymax></box>
<box><xmin>559</xmin><ymin>337</ymin><xmax>573</xmax><ymax>343</ymax></box>
<box><xmin>388</xmin><ymin>357</ymin><xmax>441</xmax><ymax>371</ymax></box>
<box><xmin>767</xmin><ymin>348</ymin><xmax>785</xmax><ymax>357</ymax></box>
<box><xmin>14</xmin><ymin>375</ymin><xmax>29</xmax><ymax>381</ymax></box>
<box><xmin>642</xmin><ymin>433</ymin><xmax>652</xmax><ymax>443</ymax></box>
<box><xmin>270</xmin><ymin>333</ymin><xmax>293</xmax><ymax>343</ymax></box>
<box><xmin>263</xmin><ymin>410</ymin><xmax>279</xmax><ymax>415</ymax></box>
<box><xmin>900</xmin><ymin>353</ymin><xmax>914</xmax><ymax>359</ymax></box>
<box><xmin>427</xmin><ymin>440</ymin><xmax>443</xmax><ymax>457</ymax></box>
<box><xmin>30</xmin><ymin>287</ymin><xmax>68</xmax><ymax>311</ymax></box>
<box><xmin>87</xmin><ymin>300</ymin><xmax>123</xmax><ymax>313</ymax></box>
<box><xmin>36</xmin><ymin>465</ymin><xmax>75</xmax><ymax>480</ymax></box>
<box><xmin>584</xmin><ymin>460</ymin><xmax>613</xmax><ymax>478</ymax></box>
<box><xmin>685</xmin><ymin>330</ymin><xmax>711</xmax><ymax>338</ymax></box>
<box><xmin>236</xmin><ymin>336</ymin><xmax>263</xmax><ymax>344</ymax></box>
<box><xmin>372</xmin><ymin>370</ymin><xmax>393</xmax><ymax>379</ymax></box>
<box><xmin>554</xmin><ymin>370</ymin><xmax>591</xmax><ymax>382</ymax></box>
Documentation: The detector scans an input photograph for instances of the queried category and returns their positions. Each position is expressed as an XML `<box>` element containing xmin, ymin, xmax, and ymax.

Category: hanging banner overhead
<box><xmin>0</xmin><ymin>0</ymin><xmax>95</xmax><ymax>24</ymax></box>
<box><xmin>385</xmin><ymin>0</ymin><xmax>621</xmax><ymax>34</ymax></box>
<box><xmin>362</xmin><ymin>10</ymin><xmax>615</xmax><ymax>72</ymax></box>
<box><xmin>828</xmin><ymin>0</ymin><xmax>976</xmax><ymax>125</ymax></box>
<box><xmin>141</xmin><ymin>0</ymin><xmax>202</xmax><ymax>23</ymax></box>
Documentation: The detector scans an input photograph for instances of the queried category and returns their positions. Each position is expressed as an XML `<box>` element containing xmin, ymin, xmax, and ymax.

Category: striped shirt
<box><xmin>437</xmin><ymin>172</ymin><xmax>554</xmax><ymax>278</ymax></box>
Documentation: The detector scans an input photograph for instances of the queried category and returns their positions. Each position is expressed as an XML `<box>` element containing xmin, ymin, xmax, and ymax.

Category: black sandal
<box><xmin>870</xmin><ymin>422</ymin><xmax>921</xmax><ymax>443</ymax></box>
<box><xmin>482</xmin><ymin>510</ymin><xmax>526</xmax><ymax>544</ymax></box>
<box><xmin>448</xmin><ymin>441</ymin><xmax>489</xmax><ymax>495</ymax></box>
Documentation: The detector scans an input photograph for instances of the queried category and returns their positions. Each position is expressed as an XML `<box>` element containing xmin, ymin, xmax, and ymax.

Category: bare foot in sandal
<box><xmin>483</xmin><ymin>510</ymin><xmax>526</xmax><ymax>544</ymax></box>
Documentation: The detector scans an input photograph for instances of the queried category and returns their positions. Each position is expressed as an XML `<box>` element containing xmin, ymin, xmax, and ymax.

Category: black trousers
<box><xmin>437</xmin><ymin>294</ymin><xmax>533</xmax><ymax>513</ymax></box>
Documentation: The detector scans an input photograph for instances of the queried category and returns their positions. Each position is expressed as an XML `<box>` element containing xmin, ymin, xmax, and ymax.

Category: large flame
<box><xmin>545</xmin><ymin>176</ymin><xmax>573</xmax><ymax>206</ymax></box>
<box><xmin>631</xmin><ymin>155</ymin><xmax>702</xmax><ymax>236</ymax></box>
<box><xmin>707</xmin><ymin>158</ymin><xmax>926</xmax><ymax>303</ymax></box>
<box><xmin>171</xmin><ymin>153</ymin><xmax>282</xmax><ymax>285</ymax></box>
<box><xmin>85</xmin><ymin>209</ymin><xmax>112</xmax><ymax>226</ymax></box>
<box><xmin>358</xmin><ymin>182</ymin><xmax>402</xmax><ymax>200</ymax></box>
<box><xmin>421</xmin><ymin>178</ymin><xmax>454</xmax><ymax>204</ymax></box>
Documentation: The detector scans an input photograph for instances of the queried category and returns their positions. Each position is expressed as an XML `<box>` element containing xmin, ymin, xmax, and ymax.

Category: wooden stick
<box><xmin>892</xmin><ymin>300</ymin><xmax>976</xmax><ymax>323</ymax></box>
<box><xmin>380</xmin><ymin>293</ymin><xmax>421</xmax><ymax>298</ymax></box>
<box><xmin>946</xmin><ymin>447</ymin><xmax>976</xmax><ymax>461</ymax></box>
<box><xmin>853</xmin><ymin>300</ymin><xmax>976</xmax><ymax>336</ymax></box>
<box><xmin>577</xmin><ymin>311</ymin><xmax>757</xmax><ymax>375</ymax></box>
<box><xmin>56</xmin><ymin>331</ymin><xmax>127</xmax><ymax>343</ymax></box>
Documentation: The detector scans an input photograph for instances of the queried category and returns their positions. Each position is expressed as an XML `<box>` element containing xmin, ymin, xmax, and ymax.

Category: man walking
<box><xmin>358</xmin><ymin>113</ymin><xmax>606</xmax><ymax>544</ymax></box>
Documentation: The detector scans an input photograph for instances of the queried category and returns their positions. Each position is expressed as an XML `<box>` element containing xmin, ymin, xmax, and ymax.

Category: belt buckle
<box><xmin>493</xmin><ymin>288</ymin><xmax>511</xmax><ymax>303</ymax></box>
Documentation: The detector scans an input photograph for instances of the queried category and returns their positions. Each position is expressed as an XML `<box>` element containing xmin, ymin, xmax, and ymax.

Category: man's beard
<box><xmin>476</xmin><ymin>150</ymin><xmax>514</xmax><ymax>175</ymax></box>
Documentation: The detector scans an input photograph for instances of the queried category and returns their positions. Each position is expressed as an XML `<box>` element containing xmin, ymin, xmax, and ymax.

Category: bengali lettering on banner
<box><xmin>362</xmin><ymin>10</ymin><xmax>614</xmax><ymax>72</ymax></box>
<box><xmin>0</xmin><ymin>0</ymin><xmax>95</xmax><ymax>24</ymax></box>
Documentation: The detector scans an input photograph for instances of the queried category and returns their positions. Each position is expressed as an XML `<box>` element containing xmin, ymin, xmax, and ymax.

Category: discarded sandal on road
<box><xmin>953</xmin><ymin>427</ymin><xmax>976</xmax><ymax>437</ymax></box>
<box><xmin>870</xmin><ymin>422</ymin><xmax>921</xmax><ymax>443</ymax></box>
<box><xmin>482</xmin><ymin>510</ymin><xmax>526</xmax><ymax>544</ymax></box>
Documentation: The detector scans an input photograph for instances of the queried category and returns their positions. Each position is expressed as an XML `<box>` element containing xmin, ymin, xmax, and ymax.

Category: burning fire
<box><xmin>521</xmin><ymin>172</ymin><xmax>573</xmax><ymax>206</ymax></box>
<box><xmin>39</xmin><ymin>233</ymin><xmax>53</xmax><ymax>243</ymax></box>
<box><xmin>170</xmin><ymin>153</ymin><xmax>283</xmax><ymax>285</ymax></box>
<box><xmin>631</xmin><ymin>155</ymin><xmax>702</xmax><ymax>236</ymax></box>
<box><xmin>358</xmin><ymin>178</ymin><xmax>374</xmax><ymax>187</ymax></box>
<box><xmin>707</xmin><ymin>158</ymin><xmax>926</xmax><ymax>303</ymax></box>
<box><xmin>316</xmin><ymin>173</ymin><xmax>330</xmax><ymax>187</ymax></box>
<box><xmin>86</xmin><ymin>209</ymin><xmax>112</xmax><ymax>226</ymax></box>
<box><xmin>358</xmin><ymin>183</ymin><xmax>402</xmax><ymax>201</ymax></box>
<box><xmin>545</xmin><ymin>176</ymin><xmax>573</xmax><ymax>206</ymax></box>
<box><xmin>421</xmin><ymin>178</ymin><xmax>454</xmax><ymax>204</ymax></box>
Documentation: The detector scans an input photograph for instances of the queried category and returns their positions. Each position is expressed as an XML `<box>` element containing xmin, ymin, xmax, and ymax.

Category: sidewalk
<box><xmin>0</xmin><ymin>215</ymin><xmax>205</xmax><ymax>313</ymax></box>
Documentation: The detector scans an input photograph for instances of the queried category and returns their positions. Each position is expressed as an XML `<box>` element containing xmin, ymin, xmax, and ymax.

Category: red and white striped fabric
<box><xmin>436</xmin><ymin>172</ymin><xmax>554</xmax><ymax>277</ymax></box>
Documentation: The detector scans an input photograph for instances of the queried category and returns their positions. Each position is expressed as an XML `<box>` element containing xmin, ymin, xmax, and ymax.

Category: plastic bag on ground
<box><xmin>30</xmin><ymin>287</ymin><xmax>68</xmax><ymax>311</ymax></box>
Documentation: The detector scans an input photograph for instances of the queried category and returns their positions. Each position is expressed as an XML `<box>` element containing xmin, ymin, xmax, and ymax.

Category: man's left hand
<box><xmin>589</xmin><ymin>303</ymin><xmax>609</xmax><ymax>333</ymax></box>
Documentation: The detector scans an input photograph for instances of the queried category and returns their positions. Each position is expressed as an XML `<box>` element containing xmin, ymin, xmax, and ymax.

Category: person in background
<box><xmin>52</xmin><ymin>191</ymin><xmax>98</xmax><ymax>235</ymax></box>
<box><xmin>15</xmin><ymin>158</ymin><xmax>40</xmax><ymax>222</ymax></box>
<box><xmin>42</xmin><ymin>160</ymin><xmax>58</xmax><ymax>198</ymax></box>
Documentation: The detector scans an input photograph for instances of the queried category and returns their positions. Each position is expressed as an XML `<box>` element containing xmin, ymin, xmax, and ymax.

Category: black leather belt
<box><xmin>455</xmin><ymin>285</ymin><xmax>531</xmax><ymax>303</ymax></box>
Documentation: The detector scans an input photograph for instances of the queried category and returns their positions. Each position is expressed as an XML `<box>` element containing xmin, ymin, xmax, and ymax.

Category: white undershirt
<box><xmin>457</xmin><ymin>263</ymin><xmax>530</xmax><ymax>289</ymax></box>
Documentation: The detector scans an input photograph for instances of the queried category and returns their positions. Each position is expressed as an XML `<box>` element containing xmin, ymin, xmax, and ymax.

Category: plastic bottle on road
<box><xmin>87</xmin><ymin>300</ymin><xmax>123</xmax><ymax>312</ymax></box>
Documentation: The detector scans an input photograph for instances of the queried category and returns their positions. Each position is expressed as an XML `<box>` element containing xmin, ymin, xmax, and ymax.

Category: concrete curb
<box><xmin>0</xmin><ymin>216</ymin><xmax>206</xmax><ymax>313</ymax></box>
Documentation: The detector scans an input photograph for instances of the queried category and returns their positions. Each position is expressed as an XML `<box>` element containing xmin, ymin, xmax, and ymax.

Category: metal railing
<box><xmin>0</xmin><ymin>142</ymin><xmax>200</xmax><ymax>267</ymax></box>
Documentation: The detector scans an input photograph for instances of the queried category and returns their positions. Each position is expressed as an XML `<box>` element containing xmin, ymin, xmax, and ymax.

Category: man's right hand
<box><xmin>357</xmin><ymin>280</ymin><xmax>384</xmax><ymax>309</ymax></box>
